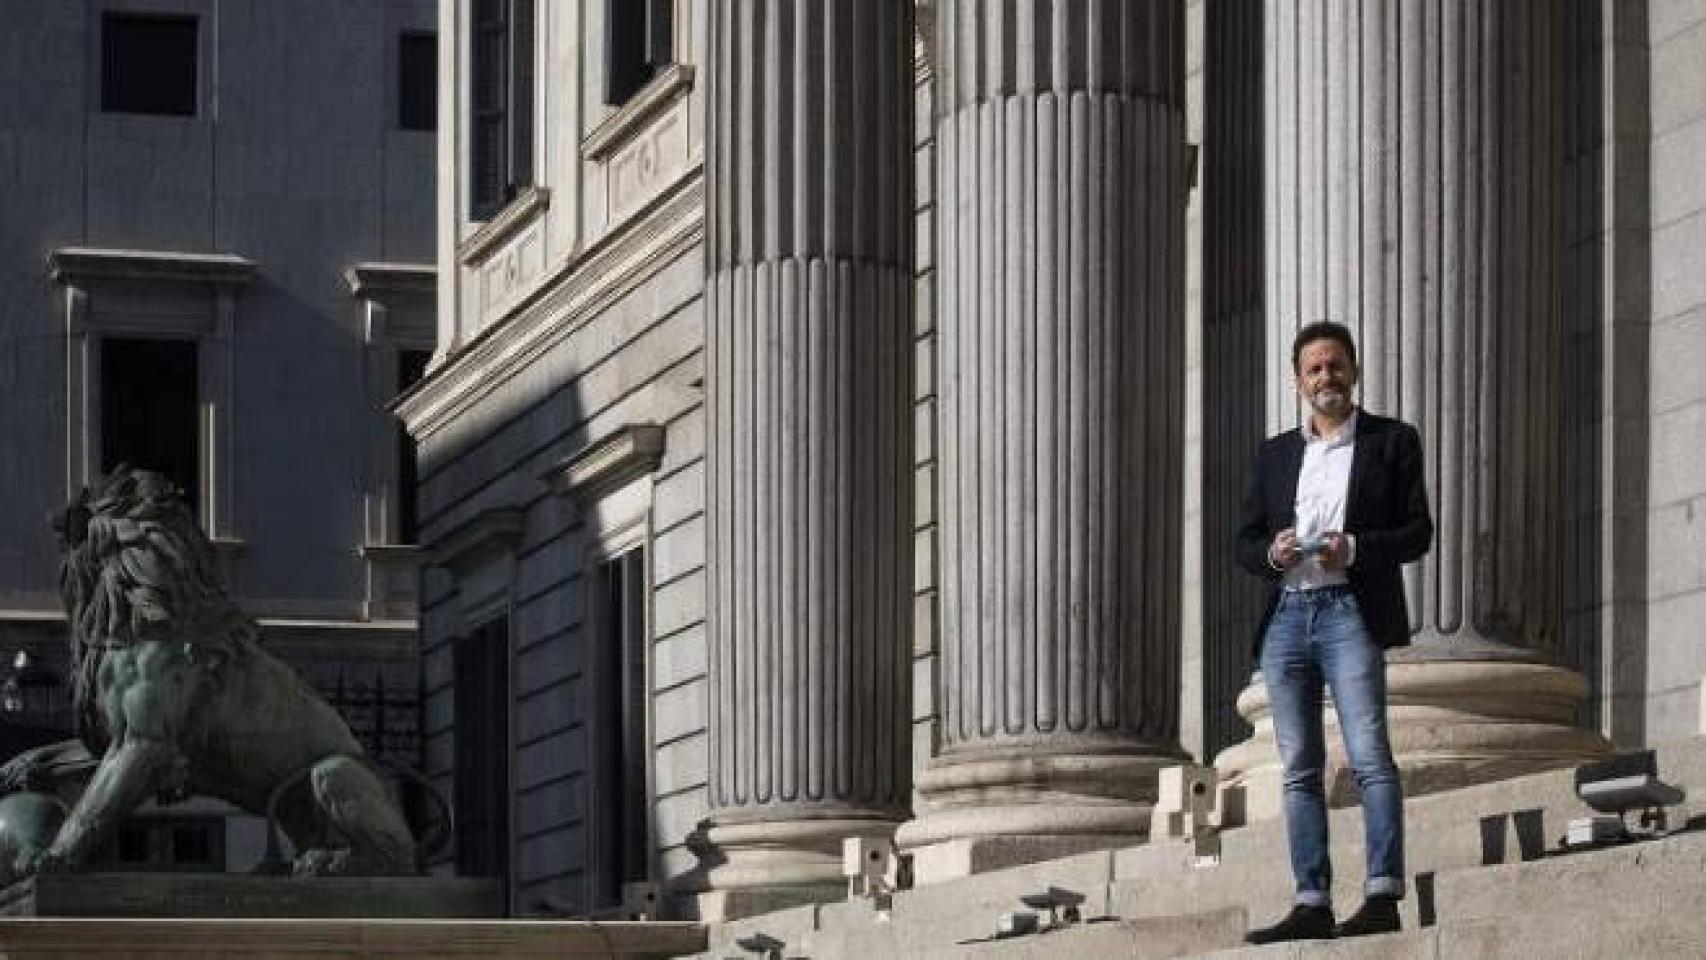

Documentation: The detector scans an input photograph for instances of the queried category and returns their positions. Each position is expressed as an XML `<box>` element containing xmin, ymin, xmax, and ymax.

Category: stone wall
<box><xmin>1642</xmin><ymin>0</ymin><xmax>1706</xmax><ymax>740</ymax></box>
<box><xmin>0</xmin><ymin>0</ymin><xmax>434</xmax><ymax>623</ymax></box>
<box><xmin>412</xmin><ymin>0</ymin><xmax>711</xmax><ymax>916</ymax></box>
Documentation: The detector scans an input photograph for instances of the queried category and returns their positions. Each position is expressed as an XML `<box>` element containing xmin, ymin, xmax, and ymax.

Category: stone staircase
<box><xmin>693</xmin><ymin>737</ymin><xmax>1706</xmax><ymax>959</ymax></box>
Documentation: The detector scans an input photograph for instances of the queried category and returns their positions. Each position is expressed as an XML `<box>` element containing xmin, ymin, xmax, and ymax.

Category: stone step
<box><xmin>1429</xmin><ymin>825</ymin><xmax>1706</xmax><ymax>924</ymax></box>
<box><xmin>1193</xmin><ymin>909</ymin><xmax>1706</xmax><ymax>960</ymax></box>
<box><xmin>889</xmin><ymin>908</ymin><xmax>1248</xmax><ymax>960</ymax></box>
<box><xmin>692</xmin><ymin>738</ymin><xmax>1706</xmax><ymax>958</ymax></box>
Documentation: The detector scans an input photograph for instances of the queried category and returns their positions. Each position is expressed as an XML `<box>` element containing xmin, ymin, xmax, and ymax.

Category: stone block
<box><xmin>907</xmin><ymin>839</ymin><xmax>1116</xmax><ymax>888</ymax></box>
<box><xmin>653</xmin><ymin>621</ymin><xmax>707</xmax><ymax>692</ymax></box>
<box><xmin>653</xmin><ymin>459</ymin><xmax>706</xmax><ymax>531</ymax></box>
<box><xmin>652</xmin><ymin>514</ymin><xmax>705</xmax><ymax>586</ymax></box>
<box><xmin>1651</xmin><ymin>0</ymin><xmax>1706</xmax><ymax>49</ymax></box>
<box><xmin>0</xmin><ymin>874</ymin><xmax>503</xmax><ymax>920</ymax></box>
<box><xmin>652</xmin><ymin>568</ymin><xmax>706</xmax><ymax>638</ymax></box>
<box><xmin>1651</xmin><ymin>208</ymin><xmax>1706</xmax><ymax>324</ymax></box>
<box><xmin>0</xmin><ymin>916</ymin><xmax>705</xmax><ymax>958</ymax></box>
<box><xmin>654</xmin><ymin>730</ymin><xmax>708</xmax><ymax>796</ymax></box>
<box><xmin>652</xmin><ymin>675</ymin><xmax>707</xmax><ymax>746</ymax></box>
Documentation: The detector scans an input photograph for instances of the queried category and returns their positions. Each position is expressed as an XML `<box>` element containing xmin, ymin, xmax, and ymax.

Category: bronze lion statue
<box><xmin>24</xmin><ymin>466</ymin><xmax>418</xmax><ymax>877</ymax></box>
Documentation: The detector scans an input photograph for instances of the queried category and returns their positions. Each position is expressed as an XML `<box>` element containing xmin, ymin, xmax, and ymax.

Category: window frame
<box><xmin>468</xmin><ymin>0</ymin><xmax>536</xmax><ymax>221</ymax></box>
<box><xmin>50</xmin><ymin>248</ymin><xmax>254</xmax><ymax>548</ymax></box>
<box><xmin>584</xmin><ymin>520</ymin><xmax>655</xmax><ymax>912</ymax></box>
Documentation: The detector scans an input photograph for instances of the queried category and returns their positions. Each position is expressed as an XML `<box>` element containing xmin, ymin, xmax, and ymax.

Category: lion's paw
<box><xmin>292</xmin><ymin>848</ymin><xmax>353</xmax><ymax>877</ymax></box>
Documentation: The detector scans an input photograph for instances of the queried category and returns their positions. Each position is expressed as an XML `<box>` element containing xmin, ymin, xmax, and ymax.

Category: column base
<box><xmin>692</xmin><ymin>813</ymin><xmax>900</xmax><ymax>920</ymax></box>
<box><xmin>895</xmin><ymin>749</ymin><xmax>1182</xmax><ymax>875</ymax></box>
<box><xmin>1214</xmin><ymin>641</ymin><xmax>1612</xmax><ymax>823</ymax></box>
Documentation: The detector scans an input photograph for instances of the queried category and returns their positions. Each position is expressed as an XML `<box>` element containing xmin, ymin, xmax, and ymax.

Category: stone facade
<box><xmin>407</xmin><ymin>0</ymin><xmax>1706</xmax><ymax>923</ymax></box>
<box><xmin>0</xmin><ymin>0</ymin><xmax>435</xmax><ymax>867</ymax></box>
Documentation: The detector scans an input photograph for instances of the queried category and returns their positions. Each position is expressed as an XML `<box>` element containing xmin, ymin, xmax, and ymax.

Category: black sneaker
<box><xmin>1334</xmin><ymin>895</ymin><xmax>1401</xmax><ymax>938</ymax></box>
<box><xmin>1244</xmin><ymin>904</ymin><xmax>1336</xmax><ymax>944</ymax></box>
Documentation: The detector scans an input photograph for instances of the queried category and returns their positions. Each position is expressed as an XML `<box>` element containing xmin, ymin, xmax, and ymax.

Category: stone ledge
<box><xmin>582</xmin><ymin>64</ymin><xmax>696</xmax><ymax>161</ymax></box>
<box><xmin>344</xmin><ymin>262</ymin><xmax>436</xmax><ymax>298</ymax></box>
<box><xmin>458</xmin><ymin>187</ymin><xmax>551</xmax><ymax>266</ymax></box>
<box><xmin>48</xmin><ymin>248</ymin><xmax>257</xmax><ymax>287</ymax></box>
<box><xmin>0</xmin><ymin>916</ymin><xmax>703</xmax><ymax>959</ymax></box>
<box><xmin>543</xmin><ymin>424</ymin><xmax>666</xmax><ymax>503</ymax></box>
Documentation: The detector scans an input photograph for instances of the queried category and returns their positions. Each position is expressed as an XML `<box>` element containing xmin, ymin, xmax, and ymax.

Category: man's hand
<box><xmin>1268</xmin><ymin>528</ymin><xmax>1302</xmax><ymax>570</ymax></box>
<box><xmin>1318</xmin><ymin>531</ymin><xmax>1352</xmax><ymax>570</ymax></box>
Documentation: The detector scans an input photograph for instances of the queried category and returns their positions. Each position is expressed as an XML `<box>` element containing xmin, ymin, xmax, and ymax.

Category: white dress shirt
<box><xmin>1284</xmin><ymin>409</ymin><xmax>1358</xmax><ymax>591</ymax></box>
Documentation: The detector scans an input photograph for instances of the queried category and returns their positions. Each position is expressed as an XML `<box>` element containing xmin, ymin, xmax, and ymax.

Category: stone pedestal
<box><xmin>0</xmin><ymin>917</ymin><xmax>703</xmax><ymax>959</ymax></box>
<box><xmin>0</xmin><ymin>873</ymin><xmax>502</xmax><ymax>919</ymax></box>
<box><xmin>697</xmin><ymin>1</ymin><xmax>915</xmax><ymax>910</ymax></box>
<box><xmin>1217</xmin><ymin>0</ymin><xmax>1609</xmax><ymax>812</ymax></box>
<box><xmin>896</xmin><ymin>1</ymin><xmax>1190</xmax><ymax>871</ymax></box>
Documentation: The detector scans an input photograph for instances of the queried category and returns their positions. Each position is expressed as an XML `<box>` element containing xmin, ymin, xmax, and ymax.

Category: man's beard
<box><xmin>1309</xmin><ymin>387</ymin><xmax>1350</xmax><ymax>418</ymax></box>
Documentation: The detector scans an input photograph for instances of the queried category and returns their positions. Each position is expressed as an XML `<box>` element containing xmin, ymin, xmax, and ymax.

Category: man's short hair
<box><xmin>1291</xmin><ymin>321</ymin><xmax>1358</xmax><ymax>372</ymax></box>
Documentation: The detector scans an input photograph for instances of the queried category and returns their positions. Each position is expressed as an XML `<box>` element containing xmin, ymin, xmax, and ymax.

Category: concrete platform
<box><xmin>0</xmin><ymin>873</ymin><xmax>504</xmax><ymax>918</ymax></box>
<box><xmin>0</xmin><ymin>918</ymin><xmax>706</xmax><ymax>959</ymax></box>
<box><xmin>689</xmin><ymin>736</ymin><xmax>1706</xmax><ymax>958</ymax></box>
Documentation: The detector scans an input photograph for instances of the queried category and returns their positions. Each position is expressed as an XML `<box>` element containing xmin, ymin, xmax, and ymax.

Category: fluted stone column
<box><xmin>1216</xmin><ymin>0</ymin><xmax>1608</xmax><ymax>817</ymax></box>
<box><xmin>699</xmin><ymin>1</ymin><xmax>915</xmax><ymax>909</ymax></box>
<box><xmin>896</xmin><ymin>1</ymin><xmax>1189</xmax><ymax>866</ymax></box>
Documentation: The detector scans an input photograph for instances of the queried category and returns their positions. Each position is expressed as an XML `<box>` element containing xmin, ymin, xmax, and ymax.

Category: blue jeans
<box><xmin>1260</xmin><ymin>585</ymin><xmax>1405</xmax><ymax>906</ymax></box>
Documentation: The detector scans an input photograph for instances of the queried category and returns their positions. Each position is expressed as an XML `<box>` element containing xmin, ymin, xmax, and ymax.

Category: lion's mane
<box><xmin>58</xmin><ymin>467</ymin><xmax>258</xmax><ymax>750</ymax></box>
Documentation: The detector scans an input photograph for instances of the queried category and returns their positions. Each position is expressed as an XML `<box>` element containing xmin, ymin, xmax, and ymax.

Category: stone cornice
<box><xmin>394</xmin><ymin>167</ymin><xmax>705</xmax><ymax>442</ymax></box>
<box><xmin>457</xmin><ymin>186</ymin><xmax>551</xmax><ymax>266</ymax></box>
<box><xmin>427</xmin><ymin>507</ymin><xmax>525</xmax><ymax>573</ymax></box>
<box><xmin>48</xmin><ymin>248</ymin><xmax>257</xmax><ymax>288</ymax></box>
<box><xmin>358</xmin><ymin>543</ymin><xmax>425</xmax><ymax>562</ymax></box>
<box><xmin>543</xmin><ymin>424</ymin><xmax>666</xmax><ymax>503</ymax></box>
<box><xmin>582</xmin><ymin>63</ymin><xmax>696</xmax><ymax>161</ymax></box>
<box><xmin>344</xmin><ymin>262</ymin><xmax>436</xmax><ymax>298</ymax></box>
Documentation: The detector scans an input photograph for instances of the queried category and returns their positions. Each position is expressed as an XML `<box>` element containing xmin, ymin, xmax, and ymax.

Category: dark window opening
<box><xmin>454</xmin><ymin>616</ymin><xmax>511</xmax><ymax>884</ymax></box>
<box><xmin>101</xmin><ymin>337</ymin><xmax>199</xmax><ymax>518</ymax></box>
<box><xmin>171</xmin><ymin>825</ymin><xmax>213</xmax><ymax>864</ymax></box>
<box><xmin>101</xmin><ymin>13</ymin><xmax>198</xmax><ymax>116</ymax></box>
<box><xmin>470</xmin><ymin>0</ymin><xmax>534</xmax><ymax>219</ymax></box>
<box><xmin>605</xmin><ymin>0</ymin><xmax>673</xmax><ymax>106</ymax></box>
<box><xmin>115</xmin><ymin>825</ymin><xmax>151</xmax><ymax>864</ymax></box>
<box><xmin>396</xmin><ymin>350</ymin><xmax>431</xmax><ymax>543</ymax></box>
<box><xmin>593</xmin><ymin>547</ymin><xmax>649</xmax><ymax>906</ymax></box>
<box><xmin>399</xmin><ymin>32</ymin><xmax>438</xmax><ymax>131</ymax></box>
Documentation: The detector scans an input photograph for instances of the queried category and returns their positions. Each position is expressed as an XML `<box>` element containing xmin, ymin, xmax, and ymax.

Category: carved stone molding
<box><xmin>582</xmin><ymin>64</ymin><xmax>696</xmax><ymax>161</ymax></box>
<box><xmin>49</xmin><ymin>248</ymin><xmax>256</xmax><ymax>288</ymax></box>
<box><xmin>542</xmin><ymin>424</ymin><xmax>666</xmax><ymax>504</ymax></box>
<box><xmin>457</xmin><ymin>187</ymin><xmax>551</xmax><ymax>266</ymax></box>
<box><xmin>343</xmin><ymin>262</ymin><xmax>435</xmax><ymax>299</ymax></box>
<box><xmin>427</xmin><ymin>507</ymin><xmax>525</xmax><ymax>575</ymax></box>
<box><xmin>395</xmin><ymin>173</ymin><xmax>703</xmax><ymax>443</ymax></box>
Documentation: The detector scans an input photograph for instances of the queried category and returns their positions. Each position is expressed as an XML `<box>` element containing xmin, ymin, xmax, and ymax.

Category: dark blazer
<box><xmin>1235</xmin><ymin>410</ymin><xmax>1433</xmax><ymax>657</ymax></box>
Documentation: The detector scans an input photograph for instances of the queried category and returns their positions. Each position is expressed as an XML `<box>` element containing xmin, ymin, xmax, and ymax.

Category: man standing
<box><xmin>1237</xmin><ymin>321</ymin><xmax>1433</xmax><ymax>944</ymax></box>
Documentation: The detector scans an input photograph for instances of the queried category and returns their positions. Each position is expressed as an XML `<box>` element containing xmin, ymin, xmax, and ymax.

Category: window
<box><xmin>605</xmin><ymin>0</ymin><xmax>673</xmax><ymax>106</ymax></box>
<box><xmin>592</xmin><ymin>547</ymin><xmax>649</xmax><ymax>906</ymax></box>
<box><xmin>453</xmin><ymin>615</ymin><xmax>511</xmax><ymax>881</ymax></box>
<box><xmin>101</xmin><ymin>337</ymin><xmax>199</xmax><ymax>516</ymax></box>
<box><xmin>101</xmin><ymin>13</ymin><xmax>198</xmax><ymax>116</ymax></box>
<box><xmin>470</xmin><ymin>0</ymin><xmax>535</xmax><ymax>219</ymax></box>
<box><xmin>396</xmin><ymin>350</ymin><xmax>431</xmax><ymax>543</ymax></box>
<box><xmin>399</xmin><ymin>32</ymin><xmax>437</xmax><ymax>131</ymax></box>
